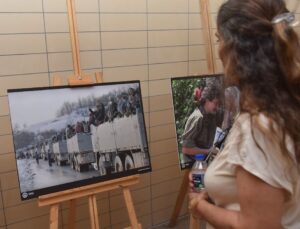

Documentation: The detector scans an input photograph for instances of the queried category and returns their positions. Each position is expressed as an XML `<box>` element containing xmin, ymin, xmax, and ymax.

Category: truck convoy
<box><xmin>21</xmin><ymin>110</ymin><xmax>149</xmax><ymax>175</ymax></box>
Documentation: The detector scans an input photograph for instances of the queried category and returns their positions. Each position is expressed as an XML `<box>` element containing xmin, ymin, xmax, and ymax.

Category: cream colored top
<box><xmin>205</xmin><ymin>113</ymin><xmax>300</xmax><ymax>229</ymax></box>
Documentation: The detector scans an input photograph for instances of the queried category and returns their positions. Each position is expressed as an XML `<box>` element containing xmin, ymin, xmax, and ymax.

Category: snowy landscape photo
<box><xmin>8</xmin><ymin>81</ymin><xmax>151</xmax><ymax>200</ymax></box>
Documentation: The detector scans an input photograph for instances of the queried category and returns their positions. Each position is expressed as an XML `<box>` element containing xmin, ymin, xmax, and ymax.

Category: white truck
<box><xmin>52</xmin><ymin>139</ymin><xmax>69</xmax><ymax>166</ymax></box>
<box><xmin>67</xmin><ymin>132</ymin><xmax>96</xmax><ymax>172</ymax></box>
<box><xmin>91</xmin><ymin>112</ymin><xmax>149</xmax><ymax>175</ymax></box>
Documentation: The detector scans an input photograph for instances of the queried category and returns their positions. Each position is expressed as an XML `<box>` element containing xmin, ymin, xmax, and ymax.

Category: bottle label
<box><xmin>192</xmin><ymin>173</ymin><xmax>205</xmax><ymax>192</ymax></box>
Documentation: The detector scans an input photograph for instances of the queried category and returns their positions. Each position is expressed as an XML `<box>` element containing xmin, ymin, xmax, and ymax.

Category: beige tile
<box><xmin>148</xmin><ymin>14</ymin><xmax>188</xmax><ymax>30</ymax></box>
<box><xmin>6</xmin><ymin>214</ymin><xmax>58</xmax><ymax>229</ymax></box>
<box><xmin>189</xmin><ymin>0</ymin><xmax>201</xmax><ymax>13</ymax></box>
<box><xmin>0</xmin><ymin>96</ymin><xmax>9</xmax><ymax>116</ymax></box>
<box><xmin>209</xmin><ymin>0</ymin><xmax>225</xmax><ymax>13</ymax></box>
<box><xmin>149</xmin><ymin>46</ymin><xmax>188</xmax><ymax>64</ymax></box>
<box><xmin>148</xmin><ymin>30</ymin><xmax>188</xmax><ymax>47</ymax></box>
<box><xmin>102</xmin><ymin>49</ymin><xmax>147</xmax><ymax>68</ymax></box>
<box><xmin>189</xmin><ymin>60</ymin><xmax>209</xmax><ymax>75</ymax></box>
<box><xmin>110</xmin><ymin>201</ymin><xmax>151</xmax><ymax>226</ymax></box>
<box><xmin>148</xmin><ymin>0</ymin><xmax>188</xmax><ymax>13</ymax></box>
<box><xmin>2</xmin><ymin>188</ymin><xmax>23</xmax><ymax>208</ymax></box>
<box><xmin>79</xmin><ymin>32</ymin><xmax>101</xmax><ymax>51</ymax></box>
<box><xmin>151</xmin><ymin>176</ymin><xmax>182</xmax><ymax>198</ymax></box>
<box><xmin>43</xmin><ymin>0</ymin><xmax>67</xmax><ymax>12</ymax></box>
<box><xmin>0</xmin><ymin>135</ymin><xmax>14</xmax><ymax>154</ymax></box>
<box><xmin>215</xmin><ymin>59</ymin><xmax>224</xmax><ymax>74</ymax></box>
<box><xmin>142</xmin><ymin>98</ymin><xmax>149</xmax><ymax>113</ymax></box>
<box><xmin>0</xmin><ymin>0</ymin><xmax>42</xmax><ymax>12</ymax></box>
<box><xmin>150</xmin><ymin>123</ymin><xmax>176</xmax><ymax>142</ymax></box>
<box><xmin>0</xmin><ymin>116</ymin><xmax>12</xmax><ymax>135</ymax></box>
<box><xmin>49</xmin><ymin>71</ymin><xmax>74</xmax><ymax>86</ymax></box>
<box><xmin>149</xmin><ymin>62</ymin><xmax>188</xmax><ymax>80</ymax></box>
<box><xmin>189</xmin><ymin>29</ymin><xmax>205</xmax><ymax>45</ymax></box>
<box><xmin>0</xmin><ymin>210</ymin><xmax>5</xmax><ymax>227</ymax></box>
<box><xmin>141</xmin><ymin>81</ymin><xmax>149</xmax><ymax>98</ymax></box>
<box><xmin>189</xmin><ymin>45</ymin><xmax>207</xmax><ymax>61</ymax></box>
<box><xmin>149</xmin><ymin>94</ymin><xmax>173</xmax><ymax>111</ymax></box>
<box><xmin>77</xmin><ymin>13</ymin><xmax>99</xmax><ymax>32</ymax></box>
<box><xmin>103</xmin><ymin>65</ymin><xmax>148</xmax><ymax>82</ymax></box>
<box><xmin>0</xmin><ymin>54</ymin><xmax>48</xmax><ymax>76</ymax></box>
<box><xmin>100</xmin><ymin>14</ymin><xmax>146</xmax><ymax>31</ymax></box>
<box><xmin>149</xmin><ymin>79</ymin><xmax>171</xmax><ymax>97</ymax></box>
<box><xmin>1</xmin><ymin>73</ymin><xmax>49</xmax><ymax>96</ymax></box>
<box><xmin>100</xmin><ymin>0</ymin><xmax>146</xmax><ymax>12</ymax></box>
<box><xmin>149</xmin><ymin>138</ymin><xmax>178</xmax><ymax>157</ymax></box>
<box><xmin>189</xmin><ymin>14</ymin><xmax>202</xmax><ymax>29</ymax></box>
<box><xmin>48</xmin><ymin>52</ymin><xmax>73</xmax><ymax>72</ymax></box>
<box><xmin>131</xmin><ymin>173</ymin><xmax>150</xmax><ymax>190</ymax></box>
<box><xmin>46</xmin><ymin>33</ymin><xmax>71</xmax><ymax>52</ymax></box>
<box><xmin>152</xmin><ymin>205</ymin><xmax>187</xmax><ymax>225</ymax></box>
<box><xmin>0</xmin><ymin>13</ymin><xmax>44</xmax><ymax>34</ymax></box>
<box><xmin>67</xmin><ymin>213</ymin><xmax>110</xmax><ymax>229</ymax></box>
<box><xmin>75</xmin><ymin>0</ymin><xmax>99</xmax><ymax>12</ymax></box>
<box><xmin>151</xmin><ymin>151</ymin><xmax>179</xmax><ymax>170</ymax></box>
<box><xmin>151</xmin><ymin>165</ymin><xmax>181</xmax><ymax>185</ymax></box>
<box><xmin>152</xmin><ymin>191</ymin><xmax>179</xmax><ymax>212</ymax></box>
<box><xmin>0</xmin><ymin>34</ymin><xmax>45</xmax><ymax>55</ymax></box>
<box><xmin>44</xmin><ymin>13</ymin><xmax>69</xmax><ymax>33</ymax></box>
<box><xmin>149</xmin><ymin>109</ymin><xmax>174</xmax><ymax>127</ymax></box>
<box><xmin>5</xmin><ymin>200</ymin><xmax>49</xmax><ymax>224</ymax></box>
<box><xmin>0</xmin><ymin>171</ymin><xmax>19</xmax><ymax>190</ymax></box>
<box><xmin>80</xmin><ymin>51</ymin><xmax>102</xmax><ymax>69</ymax></box>
<box><xmin>0</xmin><ymin>153</ymin><xmax>16</xmax><ymax>173</ymax></box>
<box><xmin>210</xmin><ymin>13</ymin><xmax>218</xmax><ymax>29</ymax></box>
<box><xmin>110</xmin><ymin>187</ymin><xmax>150</xmax><ymax>211</ymax></box>
<box><xmin>101</xmin><ymin>31</ymin><xmax>147</xmax><ymax>50</ymax></box>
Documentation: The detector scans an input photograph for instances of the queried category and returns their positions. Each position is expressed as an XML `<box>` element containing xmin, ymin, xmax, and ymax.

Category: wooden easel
<box><xmin>168</xmin><ymin>0</ymin><xmax>216</xmax><ymax>228</ymax></box>
<box><xmin>38</xmin><ymin>1</ymin><xmax>142</xmax><ymax>229</ymax></box>
<box><xmin>39</xmin><ymin>175</ymin><xmax>141</xmax><ymax>229</ymax></box>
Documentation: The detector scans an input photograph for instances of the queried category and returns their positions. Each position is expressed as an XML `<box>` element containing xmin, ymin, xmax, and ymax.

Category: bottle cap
<box><xmin>195</xmin><ymin>154</ymin><xmax>206</xmax><ymax>161</ymax></box>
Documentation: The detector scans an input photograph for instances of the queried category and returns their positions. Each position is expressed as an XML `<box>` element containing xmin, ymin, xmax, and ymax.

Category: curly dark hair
<box><xmin>217</xmin><ymin>0</ymin><xmax>300</xmax><ymax>164</ymax></box>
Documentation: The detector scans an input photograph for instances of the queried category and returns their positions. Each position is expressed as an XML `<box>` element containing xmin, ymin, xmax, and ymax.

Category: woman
<box><xmin>189</xmin><ymin>0</ymin><xmax>300</xmax><ymax>228</ymax></box>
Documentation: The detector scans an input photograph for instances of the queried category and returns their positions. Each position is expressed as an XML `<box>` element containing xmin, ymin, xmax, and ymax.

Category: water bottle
<box><xmin>191</xmin><ymin>154</ymin><xmax>207</xmax><ymax>192</ymax></box>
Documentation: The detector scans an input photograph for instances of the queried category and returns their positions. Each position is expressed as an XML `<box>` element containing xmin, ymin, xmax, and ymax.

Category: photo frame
<box><xmin>8</xmin><ymin>81</ymin><xmax>151</xmax><ymax>200</ymax></box>
<box><xmin>171</xmin><ymin>75</ymin><xmax>240</xmax><ymax>169</ymax></box>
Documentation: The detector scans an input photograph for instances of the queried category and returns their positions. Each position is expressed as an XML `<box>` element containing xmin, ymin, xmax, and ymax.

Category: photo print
<box><xmin>8</xmin><ymin>81</ymin><xmax>151</xmax><ymax>200</ymax></box>
<box><xmin>171</xmin><ymin>75</ymin><xmax>240</xmax><ymax>169</ymax></box>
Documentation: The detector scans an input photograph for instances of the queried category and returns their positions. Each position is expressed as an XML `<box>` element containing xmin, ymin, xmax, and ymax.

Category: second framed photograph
<box><xmin>171</xmin><ymin>75</ymin><xmax>240</xmax><ymax>169</ymax></box>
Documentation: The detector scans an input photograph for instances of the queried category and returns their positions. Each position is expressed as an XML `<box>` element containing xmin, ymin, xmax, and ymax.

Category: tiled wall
<box><xmin>1</xmin><ymin>0</ymin><xmax>298</xmax><ymax>228</ymax></box>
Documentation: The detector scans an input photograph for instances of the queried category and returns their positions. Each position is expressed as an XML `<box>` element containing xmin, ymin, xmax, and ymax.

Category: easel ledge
<box><xmin>38</xmin><ymin>175</ymin><xmax>139</xmax><ymax>207</ymax></box>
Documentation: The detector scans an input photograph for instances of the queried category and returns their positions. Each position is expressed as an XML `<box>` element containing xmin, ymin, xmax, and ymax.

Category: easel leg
<box><xmin>88</xmin><ymin>195</ymin><xmax>100</xmax><ymax>229</ymax></box>
<box><xmin>50</xmin><ymin>204</ymin><xmax>59</xmax><ymax>229</ymax></box>
<box><xmin>68</xmin><ymin>199</ymin><xmax>77</xmax><ymax>229</ymax></box>
<box><xmin>168</xmin><ymin>169</ymin><xmax>190</xmax><ymax>227</ymax></box>
<box><xmin>122</xmin><ymin>187</ymin><xmax>141</xmax><ymax>229</ymax></box>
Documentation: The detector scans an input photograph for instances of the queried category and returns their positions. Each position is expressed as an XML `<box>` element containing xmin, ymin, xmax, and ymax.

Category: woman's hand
<box><xmin>188</xmin><ymin>191</ymin><xmax>209</xmax><ymax>219</ymax></box>
<box><xmin>188</xmin><ymin>171</ymin><xmax>210</xmax><ymax>219</ymax></box>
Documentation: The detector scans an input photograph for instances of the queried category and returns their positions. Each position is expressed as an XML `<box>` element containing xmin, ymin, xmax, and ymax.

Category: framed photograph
<box><xmin>171</xmin><ymin>75</ymin><xmax>240</xmax><ymax>169</ymax></box>
<box><xmin>8</xmin><ymin>81</ymin><xmax>151</xmax><ymax>200</ymax></box>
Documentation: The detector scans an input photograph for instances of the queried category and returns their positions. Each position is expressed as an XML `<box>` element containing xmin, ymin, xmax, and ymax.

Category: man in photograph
<box><xmin>181</xmin><ymin>82</ymin><xmax>221</xmax><ymax>156</ymax></box>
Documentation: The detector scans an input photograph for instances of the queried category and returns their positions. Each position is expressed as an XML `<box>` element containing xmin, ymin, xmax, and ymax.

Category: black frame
<box><xmin>8</xmin><ymin>80</ymin><xmax>151</xmax><ymax>200</ymax></box>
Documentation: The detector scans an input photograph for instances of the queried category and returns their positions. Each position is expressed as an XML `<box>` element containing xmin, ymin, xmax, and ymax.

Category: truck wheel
<box><xmin>114</xmin><ymin>156</ymin><xmax>124</xmax><ymax>173</ymax></box>
<box><xmin>98</xmin><ymin>155</ymin><xmax>107</xmax><ymax>176</ymax></box>
<box><xmin>124</xmin><ymin>155</ymin><xmax>135</xmax><ymax>170</ymax></box>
